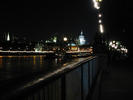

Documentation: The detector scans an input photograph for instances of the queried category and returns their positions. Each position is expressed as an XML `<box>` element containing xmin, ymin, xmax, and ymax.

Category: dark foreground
<box><xmin>100</xmin><ymin>59</ymin><xmax>133</xmax><ymax>100</ymax></box>
<box><xmin>0</xmin><ymin>56</ymin><xmax>99</xmax><ymax>100</ymax></box>
<box><xmin>1</xmin><ymin>55</ymin><xmax>133</xmax><ymax>100</ymax></box>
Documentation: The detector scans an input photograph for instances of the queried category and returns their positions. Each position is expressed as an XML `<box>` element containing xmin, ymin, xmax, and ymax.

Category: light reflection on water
<box><xmin>0</xmin><ymin>55</ymin><xmax>73</xmax><ymax>81</ymax></box>
<box><xmin>0</xmin><ymin>56</ymin><xmax>3</xmax><ymax>68</ymax></box>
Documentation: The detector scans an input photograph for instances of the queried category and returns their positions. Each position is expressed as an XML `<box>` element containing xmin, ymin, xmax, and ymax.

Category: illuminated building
<box><xmin>79</xmin><ymin>30</ymin><xmax>86</xmax><ymax>45</ymax></box>
<box><xmin>53</xmin><ymin>36</ymin><xmax>57</xmax><ymax>43</ymax></box>
<box><xmin>3</xmin><ymin>32</ymin><xmax>17</xmax><ymax>42</ymax></box>
<box><xmin>7</xmin><ymin>32</ymin><xmax>10</xmax><ymax>41</ymax></box>
<box><xmin>69</xmin><ymin>46</ymin><xmax>78</xmax><ymax>51</ymax></box>
<box><xmin>3</xmin><ymin>32</ymin><xmax>11</xmax><ymax>41</ymax></box>
<box><xmin>34</xmin><ymin>42</ymin><xmax>44</xmax><ymax>52</ymax></box>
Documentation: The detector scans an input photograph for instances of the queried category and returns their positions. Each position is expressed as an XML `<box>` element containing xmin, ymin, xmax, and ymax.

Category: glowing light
<box><xmin>63</xmin><ymin>37</ymin><xmax>68</xmax><ymax>41</ymax></box>
<box><xmin>125</xmin><ymin>49</ymin><xmax>128</xmax><ymax>53</ymax></box>
<box><xmin>7</xmin><ymin>32</ymin><xmax>10</xmax><ymax>41</ymax></box>
<box><xmin>121</xmin><ymin>48</ymin><xmax>128</xmax><ymax>54</ymax></box>
<box><xmin>112</xmin><ymin>44</ymin><xmax>115</xmax><ymax>48</ymax></box>
<box><xmin>35</xmin><ymin>43</ymin><xmax>43</xmax><ymax>52</ymax></box>
<box><xmin>79</xmin><ymin>30</ymin><xmax>86</xmax><ymax>45</ymax></box>
<box><xmin>93</xmin><ymin>0</ymin><xmax>100</xmax><ymax>9</ymax></box>
<box><xmin>98</xmin><ymin>14</ymin><xmax>102</xmax><ymax>18</ymax></box>
<box><xmin>68</xmin><ymin>43</ymin><xmax>76</xmax><ymax>46</ymax></box>
<box><xmin>53</xmin><ymin>37</ymin><xmax>57</xmax><ymax>43</ymax></box>
<box><xmin>113</xmin><ymin>41</ymin><xmax>115</xmax><ymax>44</ymax></box>
<box><xmin>116</xmin><ymin>42</ymin><xmax>119</xmax><ymax>45</ymax></box>
<box><xmin>114</xmin><ymin>45</ymin><xmax>118</xmax><ymax>49</ymax></box>
<box><xmin>108</xmin><ymin>40</ymin><xmax>128</xmax><ymax>55</ymax></box>
<box><xmin>97</xmin><ymin>0</ymin><xmax>103</xmax><ymax>2</ymax></box>
<box><xmin>109</xmin><ymin>41</ymin><xmax>113</xmax><ymax>46</ymax></box>
<box><xmin>99</xmin><ymin>20</ymin><xmax>102</xmax><ymax>23</ymax></box>
<box><xmin>100</xmin><ymin>24</ymin><xmax>104</xmax><ymax>33</ymax></box>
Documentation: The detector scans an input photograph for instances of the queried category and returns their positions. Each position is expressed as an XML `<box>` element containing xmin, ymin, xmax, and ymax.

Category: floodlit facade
<box><xmin>79</xmin><ymin>30</ymin><xmax>86</xmax><ymax>45</ymax></box>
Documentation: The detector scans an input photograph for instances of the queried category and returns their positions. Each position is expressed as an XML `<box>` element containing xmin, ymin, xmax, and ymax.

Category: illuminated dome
<box><xmin>79</xmin><ymin>30</ymin><xmax>86</xmax><ymax>45</ymax></box>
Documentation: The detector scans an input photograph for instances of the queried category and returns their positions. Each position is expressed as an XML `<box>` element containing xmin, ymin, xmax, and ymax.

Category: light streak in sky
<box><xmin>100</xmin><ymin>24</ymin><xmax>104</xmax><ymax>33</ymax></box>
<box><xmin>92</xmin><ymin>0</ymin><xmax>105</xmax><ymax>34</ymax></box>
<box><xmin>92</xmin><ymin>0</ymin><xmax>100</xmax><ymax>9</ymax></box>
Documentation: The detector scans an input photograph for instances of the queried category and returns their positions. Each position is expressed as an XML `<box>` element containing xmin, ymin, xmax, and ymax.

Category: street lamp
<box><xmin>98</xmin><ymin>14</ymin><xmax>102</xmax><ymax>18</ymax></box>
<box><xmin>99</xmin><ymin>24</ymin><xmax>104</xmax><ymax>33</ymax></box>
<box><xmin>93</xmin><ymin>0</ymin><xmax>100</xmax><ymax>9</ymax></box>
<box><xmin>63</xmin><ymin>37</ymin><xmax>68</xmax><ymax>42</ymax></box>
<box><xmin>97</xmin><ymin>0</ymin><xmax>103</xmax><ymax>2</ymax></box>
<box><xmin>99</xmin><ymin>19</ymin><xmax>102</xmax><ymax>23</ymax></box>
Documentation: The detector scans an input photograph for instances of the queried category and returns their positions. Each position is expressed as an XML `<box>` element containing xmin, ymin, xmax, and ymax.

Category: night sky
<box><xmin>0</xmin><ymin>0</ymin><xmax>97</xmax><ymax>42</ymax></box>
<box><xmin>102</xmin><ymin>0</ymin><xmax>133</xmax><ymax>53</ymax></box>
<box><xmin>0</xmin><ymin>0</ymin><xmax>133</xmax><ymax>51</ymax></box>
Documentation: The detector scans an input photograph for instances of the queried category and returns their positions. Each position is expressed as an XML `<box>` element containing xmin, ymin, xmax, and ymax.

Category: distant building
<box><xmin>53</xmin><ymin>36</ymin><xmax>57</xmax><ymax>43</ymax></box>
<box><xmin>3</xmin><ymin>32</ymin><xmax>16</xmax><ymax>42</ymax></box>
<box><xmin>2</xmin><ymin>32</ymin><xmax>10</xmax><ymax>41</ymax></box>
<box><xmin>7</xmin><ymin>32</ymin><xmax>10</xmax><ymax>41</ymax></box>
<box><xmin>79</xmin><ymin>30</ymin><xmax>86</xmax><ymax>45</ymax></box>
<box><xmin>34</xmin><ymin>42</ymin><xmax>44</xmax><ymax>52</ymax></box>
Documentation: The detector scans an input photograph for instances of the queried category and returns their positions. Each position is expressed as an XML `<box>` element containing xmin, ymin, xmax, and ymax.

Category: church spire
<box><xmin>7</xmin><ymin>32</ymin><xmax>10</xmax><ymax>41</ymax></box>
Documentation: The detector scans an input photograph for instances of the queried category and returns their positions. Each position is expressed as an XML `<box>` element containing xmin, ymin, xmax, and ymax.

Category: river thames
<box><xmin>0</xmin><ymin>55</ymin><xmax>74</xmax><ymax>82</ymax></box>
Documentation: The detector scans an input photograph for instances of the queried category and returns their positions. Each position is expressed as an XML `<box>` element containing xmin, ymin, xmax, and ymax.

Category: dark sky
<box><xmin>0</xmin><ymin>0</ymin><xmax>133</xmax><ymax>51</ymax></box>
<box><xmin>102</xmin><ymin>0</ymin><xmax>133</xmax><ymax>53</ymax></box>
<box><xmin>0</xmin><ymin>0</ymin><xmax>97</xmax><ymax>42</ymax></box>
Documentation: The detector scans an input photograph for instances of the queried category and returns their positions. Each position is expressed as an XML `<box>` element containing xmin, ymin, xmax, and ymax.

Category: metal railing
<box><xmin>0</xmin><ymin>56</ymin><xmax>101</xmax><ymax>100</ymax></box>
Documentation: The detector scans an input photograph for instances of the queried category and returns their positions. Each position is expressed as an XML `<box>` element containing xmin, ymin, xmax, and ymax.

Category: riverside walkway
<box><xmin>100</xmin><ymin>60</ymin><xmax>133</xmax><ymax>100</ymax></box>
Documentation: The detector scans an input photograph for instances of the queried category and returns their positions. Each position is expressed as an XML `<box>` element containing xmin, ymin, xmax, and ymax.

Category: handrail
<box><xmin>0</xmin><ymin>56</ymin><xmax>99</xmax><ymax>100</ymax></box>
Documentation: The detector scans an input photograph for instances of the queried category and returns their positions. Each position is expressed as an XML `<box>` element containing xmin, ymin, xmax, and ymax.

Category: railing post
<box><xmin>61</xmin><ymin>75</ymin><xmax>66</xmax><ymax>100</ymax></box>
<box><xmin>81</xmin><ymin>64</ymin><xmax>83</xmax><ymax>100</ymax></box>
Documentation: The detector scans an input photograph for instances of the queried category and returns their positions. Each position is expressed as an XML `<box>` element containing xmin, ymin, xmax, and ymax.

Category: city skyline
<box><xmin>0</xmin><ymin>0</ymin><xmax>97</xmax><ymax>42</ymax></box>
<box><xmin>0</xmin><ymin>0</ymin><xmax>132</xmax><ymax>52</ymax></box>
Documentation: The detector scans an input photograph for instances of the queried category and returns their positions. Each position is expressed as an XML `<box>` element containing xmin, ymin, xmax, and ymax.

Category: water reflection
<box><xmin>40</xmin><ymin>56</ymin><xmax>43</xmax><ymax>65</ymax></box>
<box><xmin>33</xmin><ymin>56</ymin><xmax>36</xmax><ymax>65</ymax></box>
<box><xmin>0</xmin><ymin>56</ymin><xmax>3</xmax><ymax>68</ymax></box>
<box><xmin>0</xmin><ymin>55</ymin><xmax>74</xmax><ymax>81</ymax></box>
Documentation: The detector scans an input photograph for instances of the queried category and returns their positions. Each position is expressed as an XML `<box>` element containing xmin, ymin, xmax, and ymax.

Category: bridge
<box><xmin>0</xmin><ymin>51</ymin><xmax>54</xmax><ymax>54</ymax></box>
<box><xmin>0</xmin><ymin>50</ymin><xmax>92</xmax><ymax>57</ymax></box>
<box><xmin>0</xmin><ymin>50</ymin><xmax>90</xmax><ymax>53</ymax></box>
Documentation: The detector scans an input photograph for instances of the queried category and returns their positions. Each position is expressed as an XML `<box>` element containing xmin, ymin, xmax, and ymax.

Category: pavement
<box><xmin>100</xmin><ymin>60</ymin><xmax>133</xmax><ymax>100</ymax></box>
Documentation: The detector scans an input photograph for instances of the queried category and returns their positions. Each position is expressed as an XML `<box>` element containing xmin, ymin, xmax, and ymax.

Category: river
<box><xmin>0</xmin><ymin>55</ymin><xmax>73</xmax><ymax>82</ymax></box>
